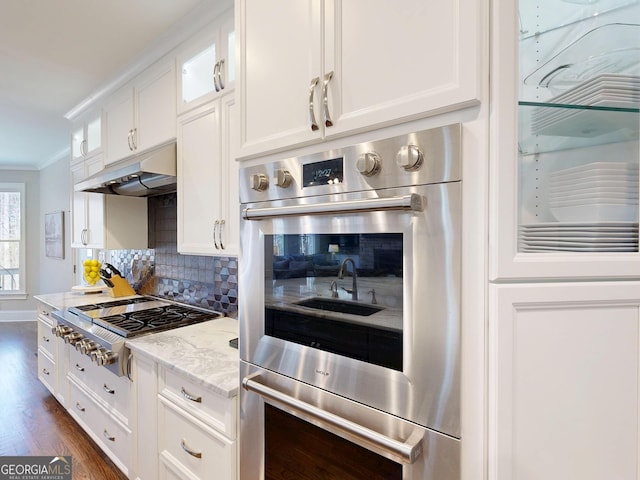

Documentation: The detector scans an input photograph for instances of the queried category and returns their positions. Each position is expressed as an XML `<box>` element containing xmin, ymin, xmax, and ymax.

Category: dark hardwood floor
<box><xmin>0</xmin><ymin>321</ymin><xmax>128</xmax><ymax>480</ymax></box>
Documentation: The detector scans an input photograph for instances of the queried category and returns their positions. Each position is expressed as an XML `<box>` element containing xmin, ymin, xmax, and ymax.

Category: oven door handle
<box><xmin>242</xmin><ymin>375</ymin><xmax>423</xmax><ymax>464</ymax></box>
<box><xmin>242</xmin><ymin>193</ymin><xmax>424</xmax><ymax>220</ymax></box>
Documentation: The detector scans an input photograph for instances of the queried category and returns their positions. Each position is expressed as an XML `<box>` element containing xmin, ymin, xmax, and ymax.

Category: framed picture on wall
<box><xmin>44</xmin><ymin>211</ymin><xmax>64</xmax><ymax>259</ymax></box>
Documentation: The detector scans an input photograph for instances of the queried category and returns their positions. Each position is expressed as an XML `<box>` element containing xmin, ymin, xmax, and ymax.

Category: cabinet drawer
<box><xmin>68</xmin><ymin>346</ymin><xmax>131</xmax><ymax>424</ymax></box>
<box><xmin>158</xmin><ymin>396</ymin><xmax>235</xmax><ymax>480</ymax></box>
<box><xmin>38</xmin><ymin>349</ymin><xmax>55</xmax><ymax>394</ymax></box>
<box><xmin>38</xmin><ymin>318</ymin><xmax>55</xmax><ymax>357</ymax></box>
<box><xmin>159</xmin><ymin>367</ymin><xmax>236</xmax><ymax>438</ymax></box>
<box><xmin>69</xmin><ymin>379</ymin><xmax>131</xmax><ymax>474</ymax></box>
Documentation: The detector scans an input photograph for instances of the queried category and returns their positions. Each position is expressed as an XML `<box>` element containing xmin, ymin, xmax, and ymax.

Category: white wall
<box><xmin>0</xmin><ymin>169</ymin><xmax>41</xmax><ymax>315</ymax></box>
<box><xmin>38</xmin><ymin>158</ymin><xmax>73</xmax><ymax>295</ymax></box>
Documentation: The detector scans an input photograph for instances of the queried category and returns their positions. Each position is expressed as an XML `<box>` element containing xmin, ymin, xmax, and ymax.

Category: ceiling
<box><xmin>0</xmin><ymin>0</ymin><xmax>227</xmax><ymax>170</ymax></box>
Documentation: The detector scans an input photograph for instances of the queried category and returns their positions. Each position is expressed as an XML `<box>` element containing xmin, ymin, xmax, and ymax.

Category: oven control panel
<box><xmin>240</xmin><ymin>123</ymin><xmax>461</xmax><ymax>203</ymax></box>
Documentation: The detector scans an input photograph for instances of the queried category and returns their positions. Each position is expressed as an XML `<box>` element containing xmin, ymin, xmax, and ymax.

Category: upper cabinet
<box><xmin>177</xmin><ymin>9</ymin><xmax>235</xmax><ymax>115</ymax></box>
<box><xmin>71</xmin><ymin>109</ymin><xmax>103</xmax><ymax>164</ymax></box>
<box><xmin>105</xmin><ymin>58</ymin><xmax>177</xmax><ymax>166</ymax></box>
<box><xmin>177</xmin><ymin>95</ymin><xmax>240</xmax><ymax>257</ymax></box>
<box><xmin>237</xmin><ymin>0</ymin><xmax>482</xmax><ymax>160</ymax></box>
<box><xmin>490</xmin><ymin>0</ymin><xmax>640</xmax><ymax>280</ymax></box>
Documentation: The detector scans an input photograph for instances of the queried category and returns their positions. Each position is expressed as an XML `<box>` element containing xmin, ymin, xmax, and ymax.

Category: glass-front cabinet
<box><xmin>491</xmin><ymin>0</ymin><xmax>640</xmax><ymax>279</ymax></box>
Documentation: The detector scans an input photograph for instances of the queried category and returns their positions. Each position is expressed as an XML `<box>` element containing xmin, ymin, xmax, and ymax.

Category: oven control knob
<box><xmin>274</xmin><ymin>169</ymin><xmax>293</xmax><ymax>188</ymax></box>
<box><xmin>250</xmin><ymin>173</ymin><xmax>269</xmax><ymax>192</ymax></box>
<box><xmin>396</xmin><ymin>145</ymin><xmax>424</xmax><ymax>171</ymax></box>
<box><xmin>356</xmin><ymin>152</ymin><xmax>382</xmax><ymax>177</ymax></box>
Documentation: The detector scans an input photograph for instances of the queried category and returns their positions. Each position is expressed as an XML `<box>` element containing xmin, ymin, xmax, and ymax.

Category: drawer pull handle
<box><xmin>42</xmin><ymin>368</ymin><xmax>50</xmax><ymax>376</ymax></box>
<box><xmin>181</xmin><ymin>387</ymin><xmax>202</xmax><ymax>403</ymax></box>
<box><xmin>181</xmin><ymin>439</ymin><xmax>202</xmax><ymax>459</ymax></box>
<box><xmin>76</xmin><ymin>402</ymin><xmax>85</xmax><ymax>412</ymax></box>
<box><xmin>75</xmin><ymin>363</ymin><xmax>85</xmax><ymax>372</ymax></box>
<box><xmin>43</xmin><ymin>336</ymin><xmax>50</xmax><ymax>343</ymax></box>
<box><xmin>103</xmin><ymin>384</ymin><xmax>115</xmax><ymax>395</ymax></box>
<box><xmin>103</xmin><ymin>429</ymin><xmax>115</xmax><ymax>442</ymax></box>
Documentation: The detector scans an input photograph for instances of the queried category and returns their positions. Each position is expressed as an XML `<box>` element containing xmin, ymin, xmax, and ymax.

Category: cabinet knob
<box><xmin>250</xmin><ymin>173</ymin><xmax>269</xmax><ymax>192</ymax></box>
<box><xmin>274</xmin><ymin>169</ymin><xmax>293</xmax><ymax>188</ymax></box>
<box><xmin>356</xmin><ymin>152</ymin><xmax>382</xmax><ymax>177</ymax></box>
<box><xmin>396</xmin><ymin>145</ymin><xmax>424</xmax><ymax>171</ymax></box>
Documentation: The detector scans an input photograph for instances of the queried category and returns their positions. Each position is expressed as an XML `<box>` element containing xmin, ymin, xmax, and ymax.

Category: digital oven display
<box><xmin>302</xmin><ymin>158</ymin><xmax>344</xmax><ymax>187</ymax></box>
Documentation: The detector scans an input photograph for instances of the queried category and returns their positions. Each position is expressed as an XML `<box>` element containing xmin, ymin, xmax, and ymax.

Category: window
<box><xmin>0</xmin><ymin>183</ymin><xmax>25</xmax><ymax>295</ymax></box>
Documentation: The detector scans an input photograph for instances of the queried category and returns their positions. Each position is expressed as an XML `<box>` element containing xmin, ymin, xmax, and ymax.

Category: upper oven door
<box><xmin>239</xmin><ymin>181</ymin><xmax>462</xmax><ymax>438</ymax></box>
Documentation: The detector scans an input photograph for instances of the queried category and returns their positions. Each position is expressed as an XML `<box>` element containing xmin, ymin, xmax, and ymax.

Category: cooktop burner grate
<box><xmin>91</xmin><ymin>301</ymin><xmax>221</xmax><ymax>338</ymax></box>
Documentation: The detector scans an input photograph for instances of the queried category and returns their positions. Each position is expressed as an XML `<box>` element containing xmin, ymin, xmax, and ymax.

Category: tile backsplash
<box><xmin>106</xmin><ymin>193</ymin><xmax>238</xmax><ymax>318</ymax></box>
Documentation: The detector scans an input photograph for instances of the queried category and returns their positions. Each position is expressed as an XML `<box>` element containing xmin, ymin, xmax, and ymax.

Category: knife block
<box><xmin>108</xmin><ymin>276</ymin><xmax>136</xmax><ymax>297</ymax></box>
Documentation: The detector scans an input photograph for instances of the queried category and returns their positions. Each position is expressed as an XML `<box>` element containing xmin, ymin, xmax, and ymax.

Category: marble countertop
<box><xmin>35</xmin><ymin>291</ymin><xmax>240</xmax><ymax>399</ymax></box>
<box><xmin>34</xmin><ymin>291</ymin><xmax>133</xmax><ymax>310</ymax></box>
<box><xmin>127</xmin><ymin>317</ymin><xmax>239</xmax><ymax>398</ymax></box>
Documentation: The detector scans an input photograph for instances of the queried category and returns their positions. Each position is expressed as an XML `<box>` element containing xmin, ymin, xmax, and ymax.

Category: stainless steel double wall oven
<box><xmin>239</xmin><ymin>125</ymin><xmax>462</xmax><ymax>479</ymax></box>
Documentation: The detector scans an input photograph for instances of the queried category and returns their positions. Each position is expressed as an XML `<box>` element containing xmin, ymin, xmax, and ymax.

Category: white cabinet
<box><xmin>157</xmin><ymin>366</ymin><xmax>237</xmax><ymax>480</ymax></box>
<box><xmin>66</xmin><ymin>344</ymin><xmax>132</xmax><ymax>476</ymax></box>
<box><xmin>237</xmin><ymin>0</ymin><xmax>482</xmax><ymax>159</ymax></box>
<box><xmin>490</xmin><ymin>0</ymin><xmax>640</xmax><ymax>281</ymax></box>
<box><xmin>71</xmin><ymin>155</ymin><xmax>148</xmax><ymax>249</ymax></box>
<box><xmin>490</xmin><ymin>282</ymin><xmax>640</xmax><ymax>480</ymax></box>
<box><xmin>71</xmin><ymin>109</ymin><xmax>104</xmax><ymax>164</ymax></box>
<box><xmin>177</xmin><ymin>94</ymin><xmax>240</xmax><ymax>256</ymax></box>
<box><xmin>132</xmin><ymin>356</ymin><xmax>238</xmax><ymax>480</ymax></box>
<box><xmin>177</xmin><ymin>10</ymin><xmax>235</xmax><ymax>115</ymax></box>
<box><xmin>105</xmin><ymin>58</ymin><xmax>177</xmax><ymax>165</ymax></box>
<box><xmin>37</xmin><ymin>302</ymin><xmax>62</xmax><ymax>402</ymax></box>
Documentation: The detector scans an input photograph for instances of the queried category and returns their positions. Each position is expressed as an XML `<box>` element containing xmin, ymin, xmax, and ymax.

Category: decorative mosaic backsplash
<box><xmin>106</xmin><ymin>193</ymin><xmax>238</xmax><ymax>318</ymax></box>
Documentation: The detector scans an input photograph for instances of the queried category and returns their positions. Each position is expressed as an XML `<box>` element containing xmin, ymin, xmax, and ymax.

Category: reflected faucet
<box><xmin>338</xmin><ymin>257</ymin><xmax>358</xmax><ymax>301</ymax></box>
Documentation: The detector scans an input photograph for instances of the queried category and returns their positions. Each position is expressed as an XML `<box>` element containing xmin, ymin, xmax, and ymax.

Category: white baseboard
<box><xmin>0</xmin><ymin>310</ymin><xmax>36</xmax><ymax>322</ymax></box>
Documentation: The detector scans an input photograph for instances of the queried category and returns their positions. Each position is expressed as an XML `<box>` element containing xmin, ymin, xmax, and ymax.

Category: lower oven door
<box><xmin>240</xmin><ymin>181</ymin><xmax>461</xmax><ymax>436</ymax></box>
<box><xmin>240</xmin><ymin>362</ymin><xmax>460</xmax><ymax>480</ymax></box>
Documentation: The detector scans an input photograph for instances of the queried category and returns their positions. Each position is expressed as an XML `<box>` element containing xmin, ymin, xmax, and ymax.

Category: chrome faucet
<box><xmin>338</xmin><ymin>257</ymin><xmax>358</xmax><ymax>301</ymax></box>
<box><xmin>329</xmin><ymin>280</ymin><xmax>339</xmax><ymax>298</ymax></box>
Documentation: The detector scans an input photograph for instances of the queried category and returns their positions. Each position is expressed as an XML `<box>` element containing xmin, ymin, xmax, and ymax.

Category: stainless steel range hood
<box><xmin>75</xmin><ymin>142</ymin><xmax>176</xmax><ymax>197</ymax></box>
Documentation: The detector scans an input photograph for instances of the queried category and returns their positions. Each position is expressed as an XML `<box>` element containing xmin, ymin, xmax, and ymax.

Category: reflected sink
<box><xmin>294</xmin><ymin>297</ymin><xmax>384</xmax><ymax>316</ymax></box>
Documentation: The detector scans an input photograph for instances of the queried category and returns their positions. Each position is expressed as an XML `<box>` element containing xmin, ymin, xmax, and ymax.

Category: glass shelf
<box><xmin>518</xmin><ymin>101</ymin><xmax>639</xmax><ymax>155</ymax></box>
<box><xmin>519</xmin><ymin>0</ymin><xmax>638</xmax><ymax>39</ymax></box>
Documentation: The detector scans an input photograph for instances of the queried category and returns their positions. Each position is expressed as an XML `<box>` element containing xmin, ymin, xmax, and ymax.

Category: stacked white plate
<box><xmin>519</xmin><ymin>222</ymin><xmax>639</xmax><ymax>252</ymax></box>
<box><xmin>532</xmin><ymin>74</ymin><xmax>640</xmax><ymax>137</ymax></box>
<box><xmin>548</xmin><ymin>161</ymin><xmax>639</xmax><ymax>223</ymax></box>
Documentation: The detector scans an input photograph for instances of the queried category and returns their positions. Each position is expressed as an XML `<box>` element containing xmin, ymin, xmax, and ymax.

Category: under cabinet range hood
<box><xmin>75</xmin><ymin>142</ymin><xmax>177</xmax><ymax>197</ymax></box>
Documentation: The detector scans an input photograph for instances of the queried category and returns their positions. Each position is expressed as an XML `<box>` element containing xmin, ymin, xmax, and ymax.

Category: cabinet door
<box><xmin>490</xmin><ymin>282</ymin><xmax>640</xmax><ymax>480</ymax></box>
<box><xmin>238</xmin><ymin>0</ymin><xmax>323</xmax><ymax>159</ymax></box>
<box><xmin>85</xmin><ymin>110</ymin><xmax>103</xmax><ymax>155</ymax></box>
<box><xmin>136</xmin><ymin>59</ymin><xmax>177</xmax><ymax>153</ymax></box>
<box><xmin>177</xmin><ymin>10</ymin><xmax>235</xmax><ymax>115</ymax></box>
<box><xmin>71</xmin><ymin>125</ymin><xmax>85</xmax><ymax>164</ymax></box>
<box><xmin>324</xmin><ymin>0</ymin><xmax>482</xmax><ymax>138</ymax></box>
<box><xmin>219</xmin><ymin>95</ymin><xmax>240</xmax><ymax>256</ymax></box>
<box><xmin>177</xmin><ymin>102</ymin><xmax>222</xmax><ymax>255</ymax></box>
<box><xmin>70</xmin><ymin>162</ymin><xmax>88</xmax><ymax>247</ymax></box>
<box><xmin>105</xmin><ymin>86</ymin><xmax>135</xmax><ymax>165</ymax></box>
<box><xmin>490</xmin><ymin>0</ymin><xmax>640</xmax><ymax>281</ymax></box>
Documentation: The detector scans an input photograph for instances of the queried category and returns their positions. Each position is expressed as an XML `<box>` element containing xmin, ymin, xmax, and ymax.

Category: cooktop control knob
<box><xmin>250</xmin><ymin>173</ymin><xmax>269</xmax><ymax>192</ymax></box>
<box><xmin>356</xmin><ymin>152</ymin><xmax>382</xmax><ymax>177</ymax></box>
<box><xmin>54</xmin><ymin>325</ymin><xmax>72</xmax><ymax>337</ymax></box>
<box><xmin>274</xmin><ymin>168</ymin><xmax>293</xmax><ymax>188</ymax></box>
<box><xmin>64</xmin><ymin>332</ymin><xmax>84</xmax><ymax>345</ymax></box>
<box><xmin>396</xmin><ymin>145</ymin><xmax>424</xmax><ymax>171</ymax></box>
